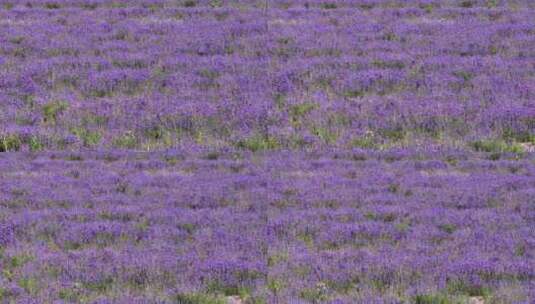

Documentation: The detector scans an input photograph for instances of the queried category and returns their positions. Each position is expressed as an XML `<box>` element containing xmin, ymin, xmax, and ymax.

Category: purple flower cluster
<box><xmin>0</xmin><ymin>150</ymin><xmax>534</xmax><ymax>302</ymax></box>
<box><xmin>0</xmin><ymin>0</ymin><xmax>534</xmax><ymax>303</ymax></box>
<box><xmin>0</xmin><ymin>0</ymin><xmax>533</xmax><ymax>151</ymax></box>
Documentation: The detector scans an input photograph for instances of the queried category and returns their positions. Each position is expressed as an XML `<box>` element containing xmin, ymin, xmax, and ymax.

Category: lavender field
<box><xmin>0</xmin><ymin>0</ymin><xmax>534</xmax><ymax>303</ymax></box>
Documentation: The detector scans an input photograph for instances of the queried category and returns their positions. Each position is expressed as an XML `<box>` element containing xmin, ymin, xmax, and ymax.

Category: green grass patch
<box><xmin>351</xmin><ymin>135</ymin><xmax>376</xmax><ymax>149</ymax></box>
<box><xmin>9</xmin><ymin>253</ymin><xmax>34</xmax><ymax>268</ymax></box>
<box><xmin>321</xmin><ymin>3</ymin><xmax>337</xmax><ymax>9</ymax></box>
<box><xmin>0</xmin><ymin>134</ymin><xmax>22</xmax><ymax>152</ymax></box>
<box><xmin>205</xmin><ymin>280</ymin><xmax>251</xmax><ymax>299</ymax></box>
<box><xmin>82</xmin><ymin>276</ymin><xmax>114</xmax><ymax>293</ymax></box>
<box><xmin>470</xmin><ymin>139</ymin><xmax>523</xmax><ymax>154</ymax></box>
<box><xmin>372</xmin><ymin>60</ymin><xmax>405</xmax><ymax>70</ymax></box>
<box><xmin>299</xmin><ymin>284</ymin><xmax>328</xmax><ymax>303</ymax></box>
<box><xmin>438</xmin><ymin>223</ymin><xmax>456</xmax><ymax>234</ymax></box>
<box><xmin>58</xmin><ymin>288</ymin><xmax>81</xmax><ymax>302</ymax></box>
<box><xmin>113</xmin><ymin>132</ymin><xmax>137</xmax><ymax>148</ymax></box>
<box><xmin>72</xmin><ymin>127</ymin><xmax>101</xmax><ymax>147</ymax></box>
<box><xmin>413</xmin><ymin>293</ymin><xmax>450</xmax><ymax>304</ymax></box>
<box><xmin>42</xmin><ymin>100</ymin><xmax>68</xmax><ymax>124</ymax></box>
<box><xmin>502</xmin><ymin>128</ymin><xmax>535</xmax><ymax>143</ymax></box>
<box><xmin>267</xmin><ymin>279</ymin><xmax>285</xmax><ymax>296</ymax></box>
<box><xmin>18</xmin><ymin>277</ymin><xmax>39</xmax><ymax>295</ymax></box>
<box><xmin>289</xmin><ymin>103</ymin><xmax>316</xmax><ymax>126</ymax></box>
<box><xmin>236</xmin><ymin>134</ymin><xmax>280</xmax><ymax>152</ymax></box>
<box><xmin>311</xmin><ymin>126</ymin><xmax>337</xmax><ymax>144</ymax></box>
<box><xmin>344</xmin><ymin>89</ymin><xmax>366</xmax><ymax>98</ymax></box>
<box><xmin>175</xmin><ymin>292</ymin><xmax>226</xmax><ymax>304</ymax></box>
<box><xmin>182</xmin><ymin>0</ymin><xmax>197</xmax><ymax>7</ymax></box>
<box><xmin>29</xmin><ymin>136</ymin><xmax>43</xmax><ymax>152</ymax></box>
<box><xmin>379</xmin><ymin>126</ymin><xmax>406</xmax><ymax>141</ymax></box>
<box><xmin>447</xmin><ymin>279</ymin><xmax>491</xmax><ymax>297</ymax></box>
<box><xmin>45</xmin><ymin>2</ymin><xmax>60</xmax><ymax>9</ymax></box>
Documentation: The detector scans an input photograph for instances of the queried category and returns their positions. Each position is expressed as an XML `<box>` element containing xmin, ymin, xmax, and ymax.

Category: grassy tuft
<box><xmin>470</xmin><ymin>139</ymin><xmax>523</xmax><ymax>154</ymax></box>
<box><xmin>0</xmin><ymin>134</ymin><xmax>22</xmax><ymax>152</ymax></box>
<box><xmin>72</xmin><ymin>127</ymin><xmax>101</xmax><ymax>147</ymax></box>
<box><xmin>43</xmin><ymin>100</ymin><xmax>68</xmax><ymax>124</ymax></box>
<box><xmin>176</xmin><ymin>292</ymin><xmax>226</xmax><ymax>304</ymax></box>
<box><xmin>413</xmin><ymin>293</ymin><xmax>449</xmax><ymax>304</ymax></box>
<box><xmin>183</xmin><ymin>0</ymin><xmax>197</xmax><ymax>7</ymax></box>
<box><xmin>113</xmin><ymin>132</ymin><xmax>137</xmax><ymax>149</ymax></box>
<box><xmin>237</xmin><ymin>134</ymin><xmax>280</xmax><ymax>152</ymax></box>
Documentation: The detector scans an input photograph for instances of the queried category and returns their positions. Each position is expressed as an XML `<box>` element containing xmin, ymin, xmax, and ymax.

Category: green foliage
<box><xmin>289</xmin><ymin>103</ymin><xmax>316</xmax><ymax>126</ymax></box>
<box><xmin>209</xmin><ymin>0</ymin><xmax>223</xmax><ymax>8</ymax></box>
<box><xmin>198</xmin><ymin>69</ymin><xmax>220</xmax><ymax>80</ymax></box>
<box><xmin>82</xmin><ymin>114</ymin><xmax>108</xmax><ymax>127</ymax></box>
<box><xmin>470</xmin><ymin>139</ymin><xmax>523</xmax><ymax>154</ymax></box>
<box><xmin>321</xmin><ymin>3</ymin><xmax>337</xmax><ymax>9</ymax></box>
<box><xmin>344</xmin><ymin>89</ymin><xmax>365</xmax><ymax>98</ymax></box>
<box><xmin>9</xmin><ymin>36</ymin><xmax>24</xmax><ymax>44</ymax></box>
<box><xmin>145</xmin><ymin>125</ymin><xmax>167</xmax><ymax>140</ymax></box>
<box><xmin>18</xmin><ymin>277</ymin><xmax>38</xmax><ymax>295</ymax></box>
<box><xmin>351</xmin><ymin>135</ymin><xmax>376</xmax><ymax>149</ymax></box>
<box><xmin>311</xmin><ymin>126</ymin><xmax>337</xmax><ymax>144</ymax></box>
<box><xmin>460</xmin><ymin>1</ymin><xmax>474</xmax><ymax>8</ymax></box>
<box><xmin>297</xmin><ymin>230</ymin><xmax>315</xmax><ymax>248</ymax></box>
<box><xmin>205</xmin><ymin>280</ymin><xmax>250</xmax><ymax>298</ymax></box>
<box><xmin>58</xmin><ymin>288</ymin><xmax>81</xmax><ymax>302</ymax></box>
<box><xmin>175</xmin><ymin>293</ymin><xmax>226</xmax><ymax>304</ymax></box>
<box><xmin>446</xmin><ymin>280</ymin><xmax>491</xmax><ymax>297</ymax></box>
<box><xmin>502</xmin><ymin>128</ymin><xmax>535</xmax><ymax>143</ymax></box>
<box><xmin>379</xmin><ymin>126</ymin><xmax>406</xmax><ymax>141</ymax></box>
<box><xmin>198</xmin><ymin>68</ymin><xmax>220</xmax><ymax>89</ymax></box>
<box><xmin>237</xmin><ymin>134</ymin><xmax>280</xmax><ymax>152</ymax></box>
<box><xmin>438</xmin><ymin>223</ymin><xmax>456</xmax><ymax>234</ymax></box>
<box><xmin>421</xmin><ymin>3</ymin><xmax>434</xmax><ymax>13</ymax></box>
<box><xmin>177</xmin><ymin>223</ymin><xmax>196</xmax><ymax>234</ymax></box>
<box><xmin>12</xmin><ymin>47</ymin><xmax>26</xmax><ymax>58</ymax></box>
<box><xmin>372</xmin><ymin>60</ymin><xmax>405</xmax><ymax>69</ymax></box>
<box><xmin>183</xmin><ymin>0</ymin><xmax>197</xmax><ymax>7</ymax></box>
<box><xmin>42</xmin><ymin>100</ymin><xmax>68</xmax><ymax>124</ymax></box>
<box><xmin>82</xmin><ymin>276</ymin><xmax>114</xmax><ymax>292</ymax></box>
<box><xmin>383</xmin><ymin>32</ymin><xmax>398</xmax><ymax>41</ymax></box>
<box><xmin>0</xmin><ymin>134</ymin><xmax>22</xmax><ymax>152</ymax></box>
<box><xmin>486</xmin><ymin>0</ymin><xmax>499</xmax><ymax>8</ymax></box>
<box><xmin>67</xmin><ymin>154</ymin><xmax>84</xmax><ymax>161</ymax></box>
<box><xmin>267</xmin><ymin>252</ymin><xmax>288</xmax><ymax>267</ymax></box>
<box><xmin>72</xmin><ymin>127</ymin><xmax>101</xmax><ymax>147</ymax></box>
<box><xmin>63</xmin><ymin>240</ymin><xmax>82</xmax><ymax>250</ymax></box>
<box><xmin>45</xmin><ymin>2</ymin><xmax>60</xmax><ymax>9</ymax></box>
<box><xmin>203</xmin><ymin>151</ymin><xmax>220</xmax><ymax>160</ymax></box>
<box><xmin>113</xmin><ymin>132</ymin><xmax>137</xmax><ymax>148</ymax></box>
<box><xmin>515</xmin><ymin>244</ymin><xmax>526</xmax><ymax>257</ymax></box>
<box><xmin>82</xmin><ymin>2</ymin><xmax>98</xmax><ymax>9</ymax></box>
<box><xmin>388</xmin><ymin>183</ymin><xmax>399</xmax><ymax>194</ymax></box>
<box><xmin>274</xmin><ymin>93</ymin><xmax>286</xmax><ymax>109</ymax></box>
<box><xmin>299</xmin><ymin>283</ymin><xmax>328</xmax><ymax>303</ymax></box>
<box><xmin>29</xmin><ymin>136</ymin><xmax>43</xmax><ymax>152</ymax></box>
<box><xmin>453</xmin><ymin>71</ymin><xmax>473</xmax><ymax>83</ymax></box>
<box><xmin>267</xmin><ymin>279</ymin><xmax>285</xmax><ymax>295</ymax></box>
<box><xmin>414</xmin><ymin>293</ymin><xmax>450</xmax><ymax>304</ymax></box>
<box><xmin>9</xmin><ymin>253</ymin><xmax>33</xmax><ymax>268</ymax></box>
<box><xmin>395</xmin><ymin>220</ymin><xmax>411</xmax><ymax>233</ymax></box>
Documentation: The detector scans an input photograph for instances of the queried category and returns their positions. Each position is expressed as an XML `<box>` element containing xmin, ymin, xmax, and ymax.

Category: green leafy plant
<box><xmin>42</xmin><ymin>100</ymin><xmax>68</xmax><ymax>124</ymax></box>
<box><xmin>0</xmin><ymin>134</ymin><xmax>22</xmax><ymax>152</ymax></box>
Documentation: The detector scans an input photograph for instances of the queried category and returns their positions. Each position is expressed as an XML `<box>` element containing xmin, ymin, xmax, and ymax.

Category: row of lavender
<box><xmin>1</xmin><ymin>0</ymin><xmax>534</xmax><ymax>152</ymax></box>
<box><xmin>0</xmin><ymin>150</ymin><xmax>534</xmax><ymax>303</ymax></box>
<box><xmin>1</xmin><ymin>0</ymin><xmax>534</xmax><ymax>303</ymax></box>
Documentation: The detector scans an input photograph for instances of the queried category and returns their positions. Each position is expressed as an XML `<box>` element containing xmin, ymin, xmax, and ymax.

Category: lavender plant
<box><xmin>0</xmin><ymin>0</ymin><xmax>534</xmax><ymax>303</ymax></box>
